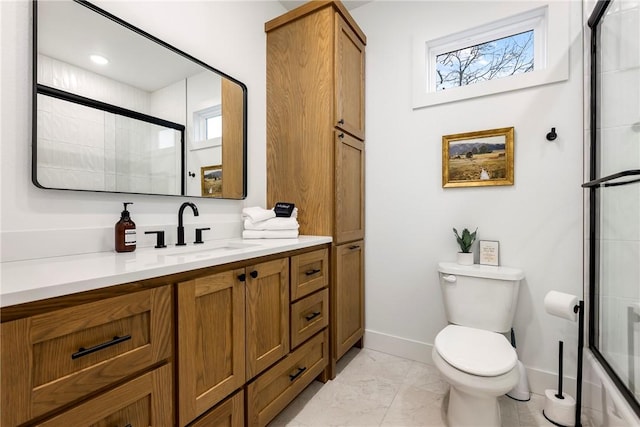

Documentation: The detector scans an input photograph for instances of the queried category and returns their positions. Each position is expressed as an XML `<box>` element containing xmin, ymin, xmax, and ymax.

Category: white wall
<box><xmin>0</xmin><ymin>0</ymin><xmax>286</xmax><ymax>261</ymax></box>
<box><xmin>351</xmin><ymin>0</ymin><xmax>586</xmax><ymax>395</ymax></box>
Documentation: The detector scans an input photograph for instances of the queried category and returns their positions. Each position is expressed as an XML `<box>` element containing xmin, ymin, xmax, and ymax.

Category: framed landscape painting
<box><xmin>442</xmin><ymin>127</ymin><xmax>514</xmax><ymax>188</ymax></box>
<box><xmin>201</xmin><ymin>164</ymin><xmax>222</xmax><ymax>197</ymax></box>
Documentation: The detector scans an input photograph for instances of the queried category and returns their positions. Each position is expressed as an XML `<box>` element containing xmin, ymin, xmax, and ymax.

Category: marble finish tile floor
<box><xmin>269</xmin><ymin>347</ymin><xmax>595</xmax><ymax>427</ymax></box>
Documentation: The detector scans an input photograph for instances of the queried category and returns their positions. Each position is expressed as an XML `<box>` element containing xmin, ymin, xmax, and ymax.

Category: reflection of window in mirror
<box><xmin>194</xmin><ymin>105</ymin><xmax>222</xmax><ymax>144</ymax></box>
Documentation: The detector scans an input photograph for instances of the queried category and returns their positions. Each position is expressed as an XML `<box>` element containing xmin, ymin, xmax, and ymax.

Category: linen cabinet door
<box><xmin>177</xmin><ymin>269</ymin><xmax>246</xmax><ymax>426</ymax></box>
<box><xmin>335</xmin><ymin>131</ymin><xmax>364</xmax><ymax>244</ymax></box>
<box><xmin>245</xmin><ymin>258</ymin><xmax>290</xmax><ymax>379</ymax></box>
<box><xmin>334</xmin><ymin>13</ymin><xmax>365</xmax><ymax>140</ymax></box>
<box><xmin>334</xmin><ymin>241</ymin><xmax>365</xmax><ymax>360</ymax></box>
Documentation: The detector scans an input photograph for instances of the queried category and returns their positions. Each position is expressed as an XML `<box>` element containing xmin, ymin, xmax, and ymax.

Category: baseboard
<box><xmin>364</xmin><ymin>329</ymin><xmax>603</xmax><ymax>412</ymax></box>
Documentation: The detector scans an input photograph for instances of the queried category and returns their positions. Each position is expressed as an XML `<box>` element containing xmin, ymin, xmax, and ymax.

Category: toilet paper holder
<box><xmin>544</xmin><ymin>292</ymin><xmax>584</xmax><ymax>427</ymax></box>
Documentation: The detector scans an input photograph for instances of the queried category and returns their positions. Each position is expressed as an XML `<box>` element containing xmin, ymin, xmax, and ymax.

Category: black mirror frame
<box><xmin>32</xmin><ymin>0</ymin><xmax>248</xmax><ymax>199</ymax></box>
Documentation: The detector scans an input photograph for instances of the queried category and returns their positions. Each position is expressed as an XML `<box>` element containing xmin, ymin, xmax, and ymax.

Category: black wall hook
<box><xmin>188</xmin><ymin>171</ymin><xmax>196</xmax><ymax>178</ymax></box>
<box><xmin>546</xmin><ymin>127</ymin><xmax>557</xmax><ymax>141</ymax></box>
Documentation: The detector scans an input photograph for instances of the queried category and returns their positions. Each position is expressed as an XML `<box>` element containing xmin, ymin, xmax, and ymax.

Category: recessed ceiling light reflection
<box><xmin>90</xmin><ymin>54</ymin><xmax>109</xmax><ymax>65</ymax></box>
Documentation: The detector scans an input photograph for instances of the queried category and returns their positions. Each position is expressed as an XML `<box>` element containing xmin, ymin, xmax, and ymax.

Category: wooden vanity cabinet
<box><xmin>266</xmin><ymin>0</ymin><xmax>366</xmax><ymax>375</ymax></box>
<box><xmin>1</xmin><ymin>243</ymin><xmax>329</xmax><ymax>427</ymax></box>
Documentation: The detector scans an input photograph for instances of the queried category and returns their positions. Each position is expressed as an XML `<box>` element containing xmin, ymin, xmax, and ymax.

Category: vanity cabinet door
<box><xmin>177</xmin><ymin>269</ymin><xmax>246</xmax><ymax>427</ymax></box>
<box><xmin>334</xmin><ymin>241</ymin><xmax>365</xmax><ymax>360</ymax></box>
<box><xmin>335</xmin><ymin>13</ymin><xmax>365</xmax><ymax>141</ymax></box>
<box><xmin>335</xmin><ymin>131</ymin><xmax>364</xmax><ymax>244</ymax></box>
<box><xmin>245</xmin><ymin>258</ymin><xmax>290</xmax><ymax>379</ymax></box>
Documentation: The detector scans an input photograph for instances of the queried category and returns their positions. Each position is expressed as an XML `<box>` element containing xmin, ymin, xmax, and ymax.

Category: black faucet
<box><xmin>177</xmin><ymin>202</ymin><xmax>199</xmax><ymax>246</ymax></box>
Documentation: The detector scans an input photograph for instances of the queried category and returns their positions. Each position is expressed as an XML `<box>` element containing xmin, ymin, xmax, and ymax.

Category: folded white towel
<box><xmin>242</xmin><ymin>207</ymin><xmax>275</xmax><ymax>223</ymax></box>
<box><xmin>242</xmin><ymin>229</ymin><xmax>299</xmax><ymax>239</ymax></box>
<box><xmin>244</xmin><ymin>217</ymin><xmax>299</xmax><ymax>231</ymax></box>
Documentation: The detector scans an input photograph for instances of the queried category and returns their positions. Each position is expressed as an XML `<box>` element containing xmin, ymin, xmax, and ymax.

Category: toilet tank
<box><xmin>438</xmin><ymin>262</ymin><xmax>524</xmax><ymax>333</ymax></box>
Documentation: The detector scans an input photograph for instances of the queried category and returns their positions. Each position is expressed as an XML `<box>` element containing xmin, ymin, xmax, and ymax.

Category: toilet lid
<box><xmin>435</xmin><ymin>325</ymin><xmax>517</xmax><ymax>377</ymax></box>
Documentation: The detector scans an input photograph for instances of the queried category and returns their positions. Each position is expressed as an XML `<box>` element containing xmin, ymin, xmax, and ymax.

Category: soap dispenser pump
<box><xmin>115</xmin><ymin>202</ymin><xmax>136</xmax><ymax>252</ymax></box>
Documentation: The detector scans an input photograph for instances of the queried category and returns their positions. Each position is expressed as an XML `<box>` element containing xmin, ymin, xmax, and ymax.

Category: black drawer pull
<box><xmin>71</xmin><ymin>334</ymin><xmax>131</xmax><ymax>360</ymax></box>
<box><xmin>338</xmin><ymin>118</ymin><xmax>345</xmax><ymax>125</ymax></box>
<box><xmin>305</xmin><ymin>311</ymin><xmax>321</xmax><ymax>321</ymax></box>
<box><xmin>348</xmin><ymin>245</ymin><xmax>360</xmax><ymax>250</ymax></box>
<box><xmin>124</xmin><ymin>424</ymin><xmax>132</xmax><ymax>427</ymax></box>
<box><xmin>250</xmin><ymin>270</ymin><xmax>258</xmax><ymax>279</ymax></box>
<box><xmin>305</xmin><ymin>268</ymin><xmax>321</xmax><ymax>276</ymax></box>
<box><xmin>237</xmin><ymin>273</ymin><xmax>246</xmax><ymax>282</ymax></box>
<box><xmin>338</xmin><ymin>133</ymin><xmax>344</xmax><ymax>139</ymax></box>
<box><xmin>289</xmin><ymin>366</ymin><xmax>307</xmax><ymax>381</ymax></box>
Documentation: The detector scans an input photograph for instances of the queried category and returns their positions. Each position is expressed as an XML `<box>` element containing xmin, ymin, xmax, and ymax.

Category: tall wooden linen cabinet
<box><xmin>266</xmin><ymin>0</ymin><xmax>365</xmax><ymax>377</ymax></box>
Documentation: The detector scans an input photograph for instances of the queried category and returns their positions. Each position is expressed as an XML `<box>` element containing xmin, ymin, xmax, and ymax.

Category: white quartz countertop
<box><xmin>0</xmin><ymin>236</ymin><xmax>332</xmax><ymax>308</ymax></box>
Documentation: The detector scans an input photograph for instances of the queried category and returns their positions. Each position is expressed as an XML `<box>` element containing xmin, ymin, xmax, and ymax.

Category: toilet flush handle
<box><xmin>442</xmin><ymin>275</ymin><xmax>457</xmax><ymax>283</ymax></box>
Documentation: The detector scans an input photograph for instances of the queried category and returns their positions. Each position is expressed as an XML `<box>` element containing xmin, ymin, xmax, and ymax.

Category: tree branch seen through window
<box><xmin>436</xmin><ymin>30</ymin><xmax>534</xmax><ymax>91</ymax></box>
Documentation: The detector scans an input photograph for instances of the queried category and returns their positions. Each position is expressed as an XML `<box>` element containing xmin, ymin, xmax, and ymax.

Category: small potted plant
<box><xmin>453</xmin><ymin>227</ymin><xmax>477</xmax><ymax>265</ymax></box>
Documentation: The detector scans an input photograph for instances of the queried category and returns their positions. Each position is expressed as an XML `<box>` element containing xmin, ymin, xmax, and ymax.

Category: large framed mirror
<box><xmin>33</xmin><ymin>0</ymin><xmax>247</xmax><ymax>199</ymax></box>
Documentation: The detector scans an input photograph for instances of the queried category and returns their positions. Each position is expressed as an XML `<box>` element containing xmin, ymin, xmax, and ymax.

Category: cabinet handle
<box><xmin>250</xmin><ymin>270</ymin><xmax>258</xmax><ymax>279</ymax></box>
<box><xmin>71</xmin><ymin>335</ymin><xmax>131</xmax><ymax>360</ymax></box>
<box><xmin>338</xmin><ymin>133</ymin><xmax>344</xmax><ymax>139</ymax></box>
<box><xmin>289</xmin><ymin>366</ymin><xmax>307</xmax><ymax>381</ymax></box>
<box><xmin>305</xmin><ymin>268</ymin><xmax>321</xmax><ymax>276</ymax></box>
<box><xmin>348</xmin><ymin>245</ymin><xmax>360</xmax><ymax>250</ymax></box>
<box><xmin>305</xmin><ymin>311</ymin><xmax>321</xmax><ymax>321</ymax></box>
<box><xmin>124</xmin><ymin>424</ymin><xmax>132</xmax><ymax>427</ymax></box>
<box><xmin>237</xmin><ymin>273</ymin><xmax>246</xmax><ymax>282</ymax></box>
<box><xmin>338</xmin><ymin>118</ymin><xmax>345</xmax><ymax>125</ymax></box>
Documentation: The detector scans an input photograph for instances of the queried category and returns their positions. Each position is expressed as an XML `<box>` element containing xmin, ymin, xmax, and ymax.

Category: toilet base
<box><xmin>447</xmin><ymin>386</ymin><xmax>501</xmax><ymax>427</ymax></box>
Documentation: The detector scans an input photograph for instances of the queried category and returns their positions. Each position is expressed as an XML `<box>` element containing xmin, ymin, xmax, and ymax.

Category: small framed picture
<box><xmin>479</xmin><ymin>240</ymin><xmax>500</xmax><ymax>266</ymax></box>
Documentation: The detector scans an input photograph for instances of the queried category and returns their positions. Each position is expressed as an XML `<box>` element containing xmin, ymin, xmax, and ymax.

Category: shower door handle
<box><xmin>442</xmin><ymin>275</ymin><xmax>457</xmax><ymax>283</ymax></box>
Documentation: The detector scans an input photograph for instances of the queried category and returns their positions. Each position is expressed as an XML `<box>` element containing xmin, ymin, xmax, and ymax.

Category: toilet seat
<box><xmin>435</xmin><ymin>325</ymin><xmax>517</xmax><ymax>377</ymax></box>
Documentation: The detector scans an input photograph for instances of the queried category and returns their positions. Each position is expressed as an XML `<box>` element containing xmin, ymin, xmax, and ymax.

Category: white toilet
<box><xmin>433</xmin><ymin>262</ymin><xmax>525</xmax><ymax>427</ymax></box>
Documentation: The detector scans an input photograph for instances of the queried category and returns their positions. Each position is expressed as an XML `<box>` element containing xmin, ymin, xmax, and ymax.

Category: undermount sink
<box><xmin>163</xmin><ymin>241</ymin><xmax>260</xmax><ymax>258</ymax></box>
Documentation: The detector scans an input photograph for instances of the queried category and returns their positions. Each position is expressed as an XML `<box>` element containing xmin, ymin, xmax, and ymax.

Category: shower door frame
<box><xmin>585</xmin><ymin>0</ymin><xmax>640</xmax><ymax>418</ymax></box>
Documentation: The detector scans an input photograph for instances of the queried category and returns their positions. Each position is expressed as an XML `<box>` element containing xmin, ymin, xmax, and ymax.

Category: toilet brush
<box><xmin>543</xmin><ymin>341</ymin><xmax>576</xmax><ymax>427</ymax></box>
<box><xmin>506</xmin><ymin>329</ymin><xmax>530</xmax><ymax>401</ymax></box>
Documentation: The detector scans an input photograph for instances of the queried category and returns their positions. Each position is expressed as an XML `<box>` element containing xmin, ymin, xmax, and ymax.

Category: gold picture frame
<box><xmin>442</xmin><ymin>127</ymin><xmax>514</xmax><ymax>188</ymax></box>
<box><xmin>201</xmin><ymin>164</ymin><xmax>222</xmax><ymax>197</ymax></box>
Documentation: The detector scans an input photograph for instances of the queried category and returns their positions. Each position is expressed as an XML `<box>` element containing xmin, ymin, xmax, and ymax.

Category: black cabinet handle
<box><xmin>124</xmin><ymin>424</ymin><xmax>132</xmax><ymax>427</ymax></box>
<box><xmin>305</xmin><ymin>311</ymin><xmax>321</xmax><ymax>321</ymax></box>
<box><xmin>338</xmin><ymin>119</ymin><xmax>345</xmax><ymax>125</ymax></box>
<box><xmin>238</xmin><ymin>273</ymin><xmax>246</xmax><ymax>282</ymax></box>
<box><xmin>289</xmin><ymin>366</ymin><xmax>307</xmax><ymax>381</ymax></box>
<box><xmin>305</xmin><ymin>268</ymin><xmax>321</xmax><ymax>276</ymax></box>
<box><xmin>348</xmin><ymin>245</ymin><xmax>360</xmax><ymax>250</ymax></box>
<box><xmin>71</xmin><ymin>335</ymin><xmax>131</xmax><ymax>360</ymax></box>
<box><xmin>250</xmin><ymin>270</ymin><xmax>258</xmax><ymax>279</ymax></box>
<box><xmin>338</xmin><ymin>133</ymin><xmax>344</xmax><ymax>139</ymax></box>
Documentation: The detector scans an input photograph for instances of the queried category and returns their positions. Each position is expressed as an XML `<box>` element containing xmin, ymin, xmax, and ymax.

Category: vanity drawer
<box><xmin>1</xmin><ymin>285</ymin><xmax>172</xmax><ymax>426</ymax></box>
<box><xmin>189</xmin><ymin>389</ymin><xmax>244</xmax><ymax>427</ymax></box>
<box><xmin>34</xmin><ymin>363</ymin><xmax>173</xmax><ymax>426</ymax></box>
<box><xmin>290</xmin><ymin>289</ymin><xmax>329</xmax><ymax>349</ymax></box>
<box><xmin>246</xmin><ymin>329</ymin><xmax>328</xmax><ymax>427</ymax></box>
<box><xmin>290</xmin><ymin>248</ymin><xmax>329</xmax><ymax>301</ymax></box>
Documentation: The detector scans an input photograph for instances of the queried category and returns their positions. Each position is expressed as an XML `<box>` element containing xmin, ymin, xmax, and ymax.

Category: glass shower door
<box><xmin>586</xmin><ymin>0</ymin><xmax>640</xmax><ymax>417</ymax></box>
